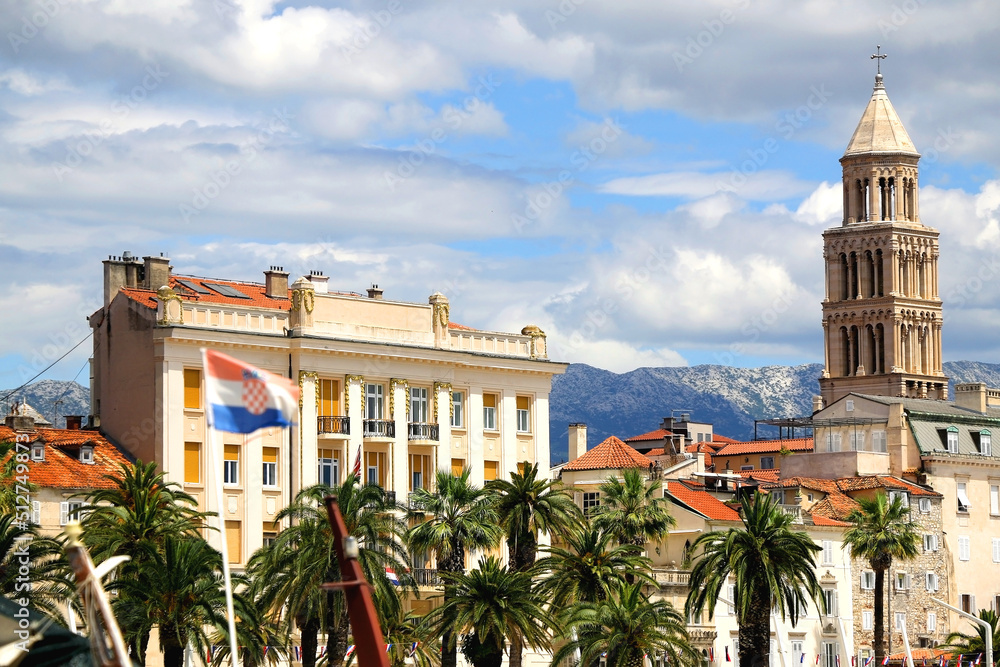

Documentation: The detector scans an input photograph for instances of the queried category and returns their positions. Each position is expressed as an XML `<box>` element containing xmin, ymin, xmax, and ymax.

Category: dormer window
<box><xmin>940</xmin><ymin>426</ymin><xmax>959</xmax><ymax>454</ymax></box>
<box><xmin>80</xmin><ymin>446</ymin><xmax>94</xmax><ymax>464</ymax></box>
<box><xmin>973</xmin><ymin>430</ymin><xmax>992</xmax><ymax>456</ymax></box>
<box><xmin>31</xmin><ymin>443</ymin><xmax>44</xmax><ymax>461</ymax></box>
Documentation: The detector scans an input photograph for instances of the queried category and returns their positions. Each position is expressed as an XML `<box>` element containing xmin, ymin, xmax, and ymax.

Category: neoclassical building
<box><xmin>819</xmin><ymin>69</ymin><xmax>947</xmax><ymax>405</ymax></box>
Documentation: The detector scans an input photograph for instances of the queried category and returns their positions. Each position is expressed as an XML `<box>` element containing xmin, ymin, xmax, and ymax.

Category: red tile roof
<box><xmin>713</xmin><ymin>437</ymin><xmax>814</xmax><ymax>457</ymax></box>
<box><xmin>835</xmin><ymin>475</ymin><xmax>940</xmax><ymax>497</ymax></box>
<box><xmin>712</xmin><ymin>435</ymin><xmax>739</xmax><ymax>444</ymax></box>
<box><xmin>563</xmin><ymin>436</ymin><xmax>652</xmax><ymax>472</ymax></box>
<box><xmin>763</xmin><ymin>477</ymin><xmax>840</xmax><ymax>494</ymax></box>
<box><xmin>624</xmin><ymin>428</ymin><xmax>672</xmax><ymax>443</ymax></box>
<box><xmin>0</xmin><ymin>427</ymin><xmax>133</xmax><ymax>490</ymax></box>
<box><xmin>738</xmin><ymin>469</ymin><xmax>780</xmax><ymax>483</ymax></box>
<box><xmin>809</xmin><ymin>512</ymin><xmax>851</xmax><ymax>527</ymax></box>
<box><xmin>665</xmin><ymin>481</ymin><xmax>741</xmax><ymax>521</ymax></box>
<box><xmin>448</xmin><ymin>322</ymin><xmax>476</xmax><ymax>331</ymax></box>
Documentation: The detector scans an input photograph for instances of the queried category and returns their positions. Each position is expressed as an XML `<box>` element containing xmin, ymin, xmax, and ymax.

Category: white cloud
<box><xmin>795</xmin><ymin>181</ymin><xmax>842</xmax><ymax>226</ymax></box>
<box><xmin>600</xmin><ymin>170</ymin><xmax>815</xmax><ymax>201</ymax></box>
<box><xmin>0</xmin><ymin>69</ymin><xmax>71</xmax><ymax>96</ymax></box>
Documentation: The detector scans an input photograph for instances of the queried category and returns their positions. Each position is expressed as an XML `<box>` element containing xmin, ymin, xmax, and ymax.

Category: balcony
<box><xmin>779</xmin><ymin>504</ymin><xmax>802</xmax><ymax>522</ymax></box>
<box><xmin>317</xmin><ymin>416</ymin><xmax>350</xmax><ymax>435</ymax></box>
<box><xmin>363</xmin><ymin>419</ymin><xmax>395</xmax><ymax>438</ymax></box>
<box><xmin>413</xmin><ymin>568</ymin><xmax>442</xmax><ymax>586</ymax></box>
<box><xmin>653</xmin><ymin>569</ymin><xmax>691</xmax><ymax>587</ymax></box>
<box><xmin>408</xmin><ymin>422</ymin><xmax>439</xmax><ymax>441</ymax></box>
<box><xmin>408</xmin><ymin>493</ymin><xmax>424</xmax><ymax>511</ymax></box>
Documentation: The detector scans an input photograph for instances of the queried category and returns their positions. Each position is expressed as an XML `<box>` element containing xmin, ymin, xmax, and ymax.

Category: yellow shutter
<box><xmin>518</xmin><ymin>461</ymin><xmax>528</xmax><ymax>476</ymax></box>
<box><xmin>484</xmin><ymin>461</ymin><xmax>498</xmax><ymax>481</ymax></box>
<box><xmin>318</xmin><ymin>448</ymin><xmax>333</xmax><ymax>460</ymax></box>
<box><xmin>516</xmin><ymin>396</ymin><xmax>529</xmax><ymax>411</ymax></box>
<box><xmin>183</xmin><ymin>369</ymin><xmax>201</xmax><ymax>409</ymax></box>
<box><xmin>451</xmin><ymin>458</ymin><xmax>464</xmax><ymax>476</ymax></box>
<box><xmin>263</xmin><ymin>447</ymin><xmax>277</xmax><ymax>464</ymax></box>
<box><xmin>482</xmin><ymin>394</ymin><xmax>496</xmax><ymax>408</ymax></box>
<box><xmin>184</xmin><ymin>442</ymin><xmax>200</xmax><ymax>484</ymax></box>
<box><xmin>224</xmin><ymin>445</ymin><xmax>239</xmax><ymax>461</ymax></box>
<box><xmin>225</xmin><ymin>521</ymin><xmax>241</xmax><ymax>563</ymax></box>
<box><xmin>319</xmin><ymin>379</ymin><xmax>340</xmax><ymax>417</ymax></box>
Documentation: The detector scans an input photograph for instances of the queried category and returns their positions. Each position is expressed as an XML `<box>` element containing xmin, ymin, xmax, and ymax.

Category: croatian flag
<box><xmin>346</xmin><ymin>645</ymin><xmax>356</xmax><ymax>659</ymax></box>
<box><xmin>293</xmin><ymin>646</ymin><xmax>301</xmax><ymax>661</ymax></box>
<box><xmin>709</xmin><ymin>647</ymin><xmax>714</xmax><ymax>663</ymax></box>
<box><xmin>203</xmin><ymin>349</ymin><xmax>299</xmax><ymax>434</ymax></box>
<box><xmin>883</xmin><ymin>656</ymin><xmax>891</xmax><ymax>666</ymax></box>
<box><xmin>410</xmin><ymin>642</ymin><xmax>419</xmax><ymax>656</ymax></box>
<box><xmin>725</xmin><ymin>647</ymin><xmax>731</xmax><ymax>662</ymax></box>
<box><xmin>800</xmin><ymin>654</ymin><xmax>805</xmax><ymax>664</ymax></box>
<box><xmin>386</xmin><ymin>567</ymin><xmax>400</xmax><ymax>586</ymax></box>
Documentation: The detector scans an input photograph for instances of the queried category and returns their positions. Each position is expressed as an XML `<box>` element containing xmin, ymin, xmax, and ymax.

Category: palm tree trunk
<box><xmin>739</xmin><ymin>589</ymin><xmax>772</xmax><ymax>667</ymax></box>
<box><xmin>874</xmin><ymin>567</ymin><xmax>886</xmax><ymax>665</ymax></box>
<box><xmin>162</xmin><ymin>642</ymin><xmax>185</xmax><ymax>667</ymax></box>
<box><xmin>326</xmin><ymin>606</ymin><xmax>349</xmax><ymax>667</ymax></box>
<box><xmin>301</xmin><ymin>615</ymin><xmax>320</xmax><ymax>667</ymax></box>
<box><xmin>441</xmin><ymin>543</ymin><xmax>466</xmax><ymax>667</ymax></box>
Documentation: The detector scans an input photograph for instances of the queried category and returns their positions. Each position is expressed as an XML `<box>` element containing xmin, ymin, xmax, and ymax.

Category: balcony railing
<box><xmin>363</xmin><ymin>419</ymin><xmax>395</xmax><ymax>438</ymax></box>
<box><xmin>653</xmin><ymin>569</ymin><xmax>691</xmax><ymax>587</ymax></box>
<box><xmin>408</xmin><ymin>493</ymin><xmax>423</xmax><ymax>511</ymax></box>
<box><xmin>408</xmin><ymin>422</ymin><xmax>439</xmax><ymax>441</ymax></box>
<box><xmin>413</xmin><ymin>568</ymin><xmax>442</xmax><ymax>586</ymax></box>
<box><xmin>317</xmin><ymin>416</ymin><xmax>350</xmax><ymax>435</ymax></box>
<box><xmin>779</xmin><ymin>504</ymin><xmax>802</xmax><ymax>521</ymax></box>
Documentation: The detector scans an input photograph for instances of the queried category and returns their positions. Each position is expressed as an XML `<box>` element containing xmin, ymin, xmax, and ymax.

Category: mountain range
<box><xmin>6</xmin><ymin>360</ymin><xmax>1000</xmax><ymax>464</ymax></box>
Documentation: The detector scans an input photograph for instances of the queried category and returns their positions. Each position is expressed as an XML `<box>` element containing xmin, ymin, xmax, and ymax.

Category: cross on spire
<box><xmin>871</xmin><ymin>45</ymin><xmax>887</xmax><ymax>75</ymax></box>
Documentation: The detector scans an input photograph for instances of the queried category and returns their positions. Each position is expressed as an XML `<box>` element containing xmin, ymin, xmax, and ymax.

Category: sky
<box><xmin>1</xmin><ymin>0</ymin><xmax>999</xmax><ymax>391</ymax></box>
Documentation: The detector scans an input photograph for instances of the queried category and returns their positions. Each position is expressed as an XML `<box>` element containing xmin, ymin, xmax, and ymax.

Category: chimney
<box><xmin>568</xmin><ymin>423</ymin><xmax>588</xmax><ymax>461</ymax></box>
<box><xmin>65</xmin><ymin>415</ymin><xmax>83</xmax><ymax>430</ymax></box>
<box><xmin>307</xmin><ymin>270</ymin><xmax>329</xmax><ymax>294</ymax></box>
<box><xmin>955</xmin><ymin>383</ymin><xmax>988</xmax><ymax>413</ymax></box>
<box><xmin>264</xmin><ymin>266</ymin><xmax>289</xmax><ymax>299</ymax></box>
<box><xmin>143</xmin><ymin>253</ymin><xmax>171</xmax><ymax>290</ymax></box>
<box><xmin>367</xmin><ymin>283</ymin><xmax>384</xmax><ymax>300</ymax></box>
<box><xmin>812</xmin><ymin>395</ymin><xmax>825</xmax><ymax>413</ymax></box>
<box><xmin>102</xmin><ymin>252</ymin><xmax>142</xmax><ymax>305</ymax></box>
<box><xmin>4</xmin><ymin>414</ymin><xmax>35</xmax><ymax>432</ymax></box>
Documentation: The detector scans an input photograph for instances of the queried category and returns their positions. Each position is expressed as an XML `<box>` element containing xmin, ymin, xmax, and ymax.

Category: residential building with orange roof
<box><xmin>89</xmin><ymin>252</ymin><xmax>566</xmax><ymax>583</ymax></box>
<box><xmin>712</xmin><ymin>437</ymin><xmax>814</xmax><ymax>476</ymax></box>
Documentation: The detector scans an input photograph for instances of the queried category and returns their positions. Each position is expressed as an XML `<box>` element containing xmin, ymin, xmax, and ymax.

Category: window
<box><xmin>31</xmin><ymin>443</ymin><xmax>44</xmax><ymax>461</ymax></box>
<box><xmin>225</xmin><ymin>520</ymin><xmax>241</xmax><ymax>563</ymax></box>
<box><xmin>222</xmin><ymin>445</ymin><xmax>240</xmax><ymax>485</ymax></box>
<box><xmin>977</xmin><ymin>430</ymin><xmax>993</xmax><ymax>456</ymax></box>
<box><xmin>451</xmin><ymin>391</ymin><xmax>464</xmax><ymax>428</ymax></box>
<box><xmin>961</xmin><ymin>594</ymin><xmax>975</xmax><ymax>614</ymax></box>
<box><xmin>184</xmin><ymin>368</ymin><xmax>201</xmax><ymax>409</ymax></box>
<box><xmin>410</xmin><ymin>387</ymin><xmax>429</xmax><ymax>423</ymax></box>
<box><xmin>993</xmin><ymin>538</ymin><xmax>1000</xmax><ymax>563</ymax></box>
<box><xmin>410</xmin><ymin>454</ymin><xmax>430</xmax><ymax>491</ymax></box>
<box><xmin>872</xmin><ymin>430</ymin><xmax>888</xmax><ymax>453</ymax></box>
<box><xmin>319</xmin><ymin>379</ymin><xmax>340</xmax><ymax>417</ymax></box>
<box><xmin>792</xmin><ymin>641</ymin><xmax>804</xmax><ymax>665</ymax></box>
<box><xmin>861</xmin><ymin>570</ymin><xmax>875</xmax><ymax>590</ymax></box>
<box><xmin>895</xmin><ymin>572</ymin><xmax>910</xmax><ymax>591</ymax></box>
<box><xmin>958</xmin><ymin>482</ymin><xmax>971</xmax><ymax>512</ymax></box>
<box><xmin>760</xmin><ymin>456</ymin><xmax>775</xmax><ymax>470</ymax></box>
<box><xmin>823</xmin><ymin>642</ymin><xmax>839</xmax><ymax>667</ymax></box>
<box><xmin>687</xmin><ymin>607</ymin><xmax>701</xmax><ymax>625</ymax></box>
<box><xmin>184</xmin><ymin>442</ymin><xmax>201</xmax><ymax>484</ymax></box>
<box><xmin>262</xmin><ymin>447</ymin><xmax>278</xmax><ymax>487</ymax></box>
<box><xmin>992</xmin><ymin>485</ymin><xmax>1000</xmax><ymax>515</ymax></box>
<box><xmin>927</xmin><ymin>612</ymin><xmax>937</xmax><ymax>633</ymax></box>
<box><xmin>263</xmin><ymin>532</ymin><xmax>277</xmax><ymax>548</ymax></box>
<box><xmin>888</xmin><ymin>490</ymin><xmax>908</xmax><ymax>507</ymax></box>
<box><xmin>726</xmin><ymin>583</ymin><xmax>736</xmax><ymax>614</ymax></box>
<box><xmin>894</xmin><ymin>612</ymin><xmax>906</xmax><ymax>631</ymax></box>
<box><xmin>60</xmin><ymin>501</ymin><xmax>83</xmax><ymax>526</ymax></box>
<box><xmin>483</xmin><ymin>394</ymin><xmax>497</xmax><ymax>430</ymax></box>
<box><xmin>923</xmin><ymin>534</ymin><xmax>939</xmax><ymax>552</ymax></box>
<box><xmin>919</xmin><ymin>497</ymin><xmax>932</xmax><ymax>513</ymax></box>
<box><xmin>365</xmin><ymin>383</ymin><xmax>384</xmax><ymax>419</ymax></box>
<box><xmin>80</xmin><ymin>446</ymin><xmax>93</xmax><ymax>464</ymax></box>
<box><xmin>823</xmin><ymin>589</ymin><xmax>838</xmax><ymax>616</ymax></box>
<box><xmin>994</xmin><ymin>596</ymin><xmax>1000</xmax><ymax>613</ymax></box>
<box><xmin>862</xmin><ymin>611</ymin><xmax>873</xmax><ymax>630</ymax></box>
<box><xmin>822</xmin><ymin>540</ymin><xmax>834</xmax><ymax>565</ymax></box>
<box><xmin>740</xmin><ymin>465</ymin><xmax>754</xmax><ymax>471</ymax></box>
<box><xmin>959</xmin><ymin>535</ymin><xmax>971</xmax><ymax>561</ymax></box>
<box><xmin>365</xmin><ymin>451</ymin><xmax>384</xmax><ymax>487</ymax></box>
<box><xmin>317</xmin><ymin>448</ymin><xmax>339</xmax><ymax>486</ymax></box>
<box><xmin>583</xmin><ymin>492</ymin><xmax>600</xmax><ymax>515</ymax></box>
<box><xmin>483</xmin><ymin>460</ymin><xmax>499</xmax><ymax>481</ymax></box>
<box><xmin>451</xmin><ymin>458</ymin><xmax>465</xmax><ymax>476</ymax></box>
<box><xmin>846</xmin><ymin>400</ymin><xmax>855</xmax><ymax>412</ymax></box>
<box><xmin>925</xmin><ymin>572</ymin><xmax>939</xmax><ymax>591</ymax></box>
<box><xmin>850</xmin><ymin>431</ymin><xmax>865</xmax><ymax>451</ymax></box>
<box><xmin>516</xmin><ymin>396</ymin><xmax>531</xmax><ymax>433</ymax></box>
<box><xmin>826</xmin><ymin>433</ymin><xmax>842</xmax><ymax>452</ymax></box>
<box><xmin>943</xmin><ymin>426</ymin><xmax>959</xmax><ymax>453</ymax></box>
<box><xmin>30</xmin><ymin>501</ymin><xmax>40</xmax><ymax>526</ymax></box>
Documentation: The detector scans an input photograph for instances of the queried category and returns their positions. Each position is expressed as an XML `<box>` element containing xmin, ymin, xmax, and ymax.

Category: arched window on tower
<box><xmin>865</xmin><ymin>324</ymin><xmax>877</xmax><ymax>376</ymax></box>
<box><xmin>875</xmin><ymin>249</ymin><xmax>884</xmax><ymax>296</ymax></box>
<box><xmin>850</xmin><ymin>325</ymin><xmax>861</xmax><ymax>376</ymax></box>
<box><xmin>864</xmin><ymin>250</ymin><xmax>876</xmax><ymax>298</ymax></box>
<box><xmin>888</xmin><ymin>177</ymin><xmax>896</xmax><ymax>221</ymax></box>
<box><xmin>917</xmin><ymin>254</ymin><xmax>926</xmax><ymax>298</ymax></box>
<box><xmin>875</xmin><ymin>323</ymin><xmax>885</xmax><ymax>374</ymax></box>
<box><xmin>840</xmin><ymin>253</ymin><xmax>850</xmax><ymax>301</ymax></box>
<box><xmin>841</xmin><ymin>327</ymin><xmax>851</xmax><ymax>377</ymax></box>
<box><xmin>899</xmin><ymin>251</ymin><xmax>909</xmax><ymax>298</ymax></box>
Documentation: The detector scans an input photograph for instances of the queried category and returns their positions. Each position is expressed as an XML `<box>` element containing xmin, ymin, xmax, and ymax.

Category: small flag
<box><xmin>386</xmin><ymin>567</ymin><xmax>400</xmax><ymax>586</ymax></box>
<box><xmin>352</xmin><ymin>443</ymin><xmax>362</xmax><ymax>477</ymax></box>
<box><xmin>924</xmin><ymin>659</ymin><xmax>928</xmax><ymax>667</ymax></box>
<box><xmin>959</xmin><ymin>655</ymin><xmax>964</xmax><ymax>667</ymax></box>
<box><xmin>852</xmin><ymin>658</ymin><xmax>857</xmax><ymax>667</ymax></box>
<box><xmin>709</xmin><ymin>648</ymin><xmax>714</xmax><ymax>662</ymax></box>
<box><xmin>817</xmin><ymin>656</ymin><xmax>821</xmax><ymax>666</ymax></box>
<box><xmin>293</xmin><ymin>646</ymin><xmax>301</xmax><ymax>661</ymax></box>
<box><xmin>883</xmin><ymin>656</ymin><xmax>890</xmax><ymax>666</ymax></box>
<box><xmin>386</xmin><ymin>644</ymin><xmax>393</xmax><ymax>653</ymax></box>
<box><xmin>801</xmin><ymin>654</ymin><xmax>805</xmax><ymax>664</ymax></box>
<box><xmin>410</xmin><ymin>642</ymin><xmax>419</xmax><ymax>656</ymax></box>
<box><xmin>207</xmin><ymin>646</ymin><xmax>212</xmax><ymax>663</ymax></box>
<box><xmin>976</xmin><ymin>655</ymin><xmax>983</xmax><ymax>666</ymax></box>
<box><xmin>346</xmin><ymin>645</ymin><xmax>356</xmax><ymax>659</ymax></box>
<box><xmin>837</xmin><ymin>655</ymin><xmax>841</xmax><ymax>667</ymax></box>
<box><xmin>203</xmin><ymin>349</ymin><xmax>299</xmax><ymax>433</ymax></box>
<box><xmin>726</xmin><ymin>647</ymin><xmax>731</xmax><ymax>662</ymax></box>
<box><xmin>319</xmin><ymin>646</ymin><xmax>327</xmax><ymax>657</ymax></box>
<box><xmin>263</xmin><ymin>646</ymin><xmax>268</xmax><ymax>656</ymax></box>
<box><xmin>602</xmin><ymin>653</ymin><xmax>608</xmax><ymax>658</ymax></box>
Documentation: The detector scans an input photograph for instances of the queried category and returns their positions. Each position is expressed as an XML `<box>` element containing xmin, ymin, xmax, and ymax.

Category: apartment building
<box><xmin>89</xmin><ymin>254</ymin><xmax>566</xmax><ymax>566</ymax></box>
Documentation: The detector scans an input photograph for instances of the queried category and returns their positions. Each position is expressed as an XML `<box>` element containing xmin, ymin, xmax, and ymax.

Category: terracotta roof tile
<box><xmin>665</xmin><ymin>481</ymin><xmax>741</xmax><ymax>521</ymax></box>
<box><xmin>563</xmin><ymin>436</ymin><xmax>652</xmax><ymax>472</ymax></box>
<box><xmin>646</xmin><ymin>448</ymin><xmax>665</xmax><ymax>456</ymax></box>
<box><xmin>624</xmin><ymin>428</ymin><xmax>672</xmax><ymax>443</ymax></box>
<box><xmin>713</xmin><ymin>437</ymin><xmax>814</xmax><ymax>457</ymax></box>
<box><xmin>809</xmin><ymin>513</ymin><xmax>851</xmax><ymax>527</ymax></box>
<box><xmin>761</xmin><ymin>477</ymin><xmax>840</xmax><ymax>494</ymax></box>
<box><xmin>835</xmin><ymin>475</ymin><xmax>941</xmax><ymax>497</ymax></box>
<box><xmin>448</xmin><ymin>322</ymin><xmax>476</xmax><ymax>331</ymax></box>
<box><xmin>712</xmin><ymin>435</ymin><xmax>739</xmax><ymax>444</ymax></box>
<box><xmin>0</xmin><ymin>427</ymin><xmax>132</xmax><ymax>490</ymax></box>
<box><xmin>738</xmin><ymin>469</ymin><xmax>780</xmax><ymax>483</ymax></box>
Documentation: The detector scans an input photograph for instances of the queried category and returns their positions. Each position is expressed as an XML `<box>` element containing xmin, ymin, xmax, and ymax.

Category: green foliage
<box><xmin>942</xmin><ymin>609</ymin><xmax>1000</xmax><ymax>658</ymax></box>
<box><xmin>592</xmin><ymin>468</ymin><xmax>676</xmax><ymax>550</ymax></box>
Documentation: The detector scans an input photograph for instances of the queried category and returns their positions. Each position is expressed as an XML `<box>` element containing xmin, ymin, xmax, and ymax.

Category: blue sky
<box><xmin>1</xmin><ymin>0</ymin><xmax>999</xmax><ymax>392</ymax></box>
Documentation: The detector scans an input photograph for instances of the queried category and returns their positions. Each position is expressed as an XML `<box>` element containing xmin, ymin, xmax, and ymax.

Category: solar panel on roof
<box><xmin>175</xmin><ymin>279</ymin><xmax>211</xmax><ymax>294</ymax></box>
<box><xmin>204</xmin><ymin>283</ymin><xmax>251</xmax><ymax>299</ymax></box>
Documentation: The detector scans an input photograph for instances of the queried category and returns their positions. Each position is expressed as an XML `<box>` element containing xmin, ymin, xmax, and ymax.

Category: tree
<box><xmin>591</xmin><ymin>468</ymin><xmax>676</xmax><ymax>550</ymax></box>
<box><xmin>406</xmin><ymin>468</ymin><xmax>501</xmax><ymax>667</ymax></box>
<box><xmin>431</xmin><ymin>556</ymin><xmax>553</xmax><ymax>667</ymax></box>
<box><xmin>377</xmin><ymin>602</ymin><xmax>440</xmax><ymax>667</ymax></box>
<box><xmin>0</xmin><ymin>513</ymin><xmax>73</xmax><ymax>621</ymax></box>
<box><xmin>249</xmin><ymin>475</ymin><xmax>409</xmax><ymax>667</ymax></box>
<box><xmin>686</xmin><ymin>491</ymin><xmax>825</xmax><ymax>667</ymax></box>
<box><xmin>942</xmin><ymin>609</ymin><xmax>1000</xmax><ymax>660</ymax></box>
<box><xmin>842</xmin><ymin>492</ymin><xmax>920</xmax><ymax>666</ymax></box>
<box><xmin>536</xmin><ymin>525</ymin><xmax>654</xmax><ymax>608</ymax></box>
<box><xmin>554</xmin><ymin>582</ymin><xmax>697</xmax><ymax>667</ymax></box>
<box><xmin>488</xmin><ymin>461</ymin><xmax>581</xmax><ymax>667</ymax></box>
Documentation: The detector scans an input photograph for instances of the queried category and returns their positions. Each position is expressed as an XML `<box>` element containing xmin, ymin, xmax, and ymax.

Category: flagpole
<box><xmin>209</xmin><ymin>424</ymin><xmax>241</xmax><ymax>667</ymax></box>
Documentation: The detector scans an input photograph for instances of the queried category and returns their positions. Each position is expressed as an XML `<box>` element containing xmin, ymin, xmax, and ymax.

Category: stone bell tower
<box><xmin>819</xmin><ymin>59</ymin><xmax>948</xmax><ymax>405</ymax></box>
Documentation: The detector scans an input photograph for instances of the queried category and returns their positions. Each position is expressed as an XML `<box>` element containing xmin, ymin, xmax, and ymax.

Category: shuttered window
<box><xmin>483</xmin><ymin>460</ymin><xmax>499</xmax><ymax>481</ymax></box>
<box><xmin>183</xmin><ymin>369</ymin><xmax>201</xmax><ymax>409</ymax></box>
<box><xmin>319</xmin><ymin>379</ymin><xmax>340</xmax><ymax>417</ymax></box>
<box><xmin>262</xmin><ymin>447</ymin><xmax>278</xmax><ymax>487</ymax></box>
<box><xmin>184</xmin><ymin>442</ymin><xmax>201</xmax><ymax>484</ymax></box>
<box><xmin>451</xmin><ymin>458</ymin><xmax>465</xmax><ymax>476</ymax></box>
<box><xmin>225</xmin><ymin>521</ymin><xmax>241</xmax><ymax>563</ymax></box>
<box><xmin>224</xmin><ymin>445</ymin><xmax>239</xmax><ymax>485</ymax></box>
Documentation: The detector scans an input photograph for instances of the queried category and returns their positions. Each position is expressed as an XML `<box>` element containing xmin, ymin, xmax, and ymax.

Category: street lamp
<box><xmin>932</xmin><ymin>598</ymin><xmax>993</xmax><ymax>667</ymax></box>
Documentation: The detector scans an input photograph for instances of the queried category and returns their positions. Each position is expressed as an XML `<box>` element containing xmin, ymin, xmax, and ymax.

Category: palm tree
<box><xmin>842</xmin><ymin>492</ymin><xmax>920</xmax><ymax>666</ymax></box>
<box><xmin>686</xmin><ymin>491</ymin><xmax>825</xmax><ymax>667</ymax></box>
<box><xmin>536</xmin><ymin>525</ymin><xmax>654</xmax><ymax>607</ymax></box>
<box><xmin>249</xmin><ymin>475</ymin><xmax>409</xmax><ymax>667</ymax></box>
<box><xmin>592</xmin><ymin>468</ymin><xmax>675</xmax><ymax>551</ymax></box>
<box><xmin>407</xmin><ymin>468</ymin><xmax>501</xmax><ymax>667</ymax></box>
<box><xmin>942</xmin><ymin>609</ymin><xmax>1000</xmax><ymax>661</ymax></box>
<box><xmin>554</xmin><ymin>582</ymin><xmax>698</xmax><ymax>667</ymax></box>
<box><xmin>488</xmin><ymin>461</ymin><xmax>581</xmax><ymax>667</ymax></box>
<box><xmin>111</xmin><ymin>535</ymin><xmax>231</xmax><ymax>667</ymax></box>
<box><xmin>0</xmin><ymin>513</ymin><xmax>73</xmax><ymax>621</ymax></box>
<box><xmin>430</xmin><ymin>556</ymin><xmax>553</xmax><ymax>667</ymax></box>
<box><xmin>377</xmin><ymin>601</ymin><xmax>440</xmax><ymax>667</ymax></box>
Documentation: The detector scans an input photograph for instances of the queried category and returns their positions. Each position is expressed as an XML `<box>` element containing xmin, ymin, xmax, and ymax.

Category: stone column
<box><xmin>501</xmin><ymin>388</ymin><xmax>518</xmax><ymax>479</ymax></box>
<box><xmin>869</xmin><ymin>173</ymin><xmax>879</xmax><ymax>221</ymax></box>
<box><xmin>345</xmin><ymin>375</ymin><xmax>364</xmax><ymax>482</ymax></box>
<box><xmin>390</xmin><ymin>378</ymin><xmax>409</xmax><ymax>495</ymax></box>
<box><xmin>299</xmin><ymin>372</ymin><xmax>319</xmax><ymax>489</ymax></box>
<box><xmin>434</xmin><ymin>382</ymin><xmax>453</xmax><ymax>476</ymax></box>
<box><xmin>468</xmin><ymin>388</ymin><xmax>485</xmax><ymax>487</ymax></box>
<box><xmin>822</xmin><ymin>321</ymin><xmax>831</xmax><ymax>378</ymax></box>
<box><xmin>912</xmin><ymin>175</ymin><xmax>920</xmax><ymax>222</ymax></box>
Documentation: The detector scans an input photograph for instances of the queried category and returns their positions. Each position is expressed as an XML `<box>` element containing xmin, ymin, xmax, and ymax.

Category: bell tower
<box><xmin>819</xmin><ymin>56</ymin><xmax>948</xmax><ymax>405</ymax></box>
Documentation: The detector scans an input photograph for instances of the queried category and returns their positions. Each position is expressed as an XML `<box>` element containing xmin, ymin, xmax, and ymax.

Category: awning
<box><xmin>958</xmin><ymin>486</ymin><xmax>972</xmax><ymax>509</ymax></box>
